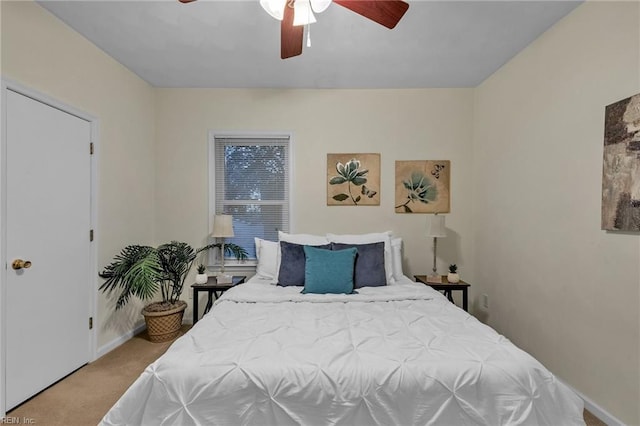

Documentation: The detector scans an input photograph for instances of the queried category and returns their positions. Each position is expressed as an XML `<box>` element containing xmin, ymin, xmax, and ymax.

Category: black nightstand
<box><xmin>191</xmin><ymin>275</ymin><xmax>246</xmax><ymax>324</ymax></box>
<box><xmin>414</xmin><ymin>275</ymin><xmax>470</xmax><ymax>312</ymax></box>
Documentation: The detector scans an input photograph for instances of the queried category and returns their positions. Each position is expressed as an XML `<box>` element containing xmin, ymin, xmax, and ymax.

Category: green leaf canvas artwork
<box><xmin>327</xmin><ymin>154</ymin><xmax>380</xmax><ymax>206</ymax></box>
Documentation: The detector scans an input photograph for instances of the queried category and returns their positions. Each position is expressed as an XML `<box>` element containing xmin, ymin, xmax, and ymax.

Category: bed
<box><xmin>101</xmin><ymin>232</ymin><xmax>584</xmax><ymax>426</ymax></box>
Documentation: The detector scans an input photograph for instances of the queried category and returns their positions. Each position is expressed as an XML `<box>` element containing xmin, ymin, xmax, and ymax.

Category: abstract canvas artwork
<box><xmin>395</xmin><ymin>160</ymin><xmax>450</xmax><ymax>213</ymax></box>
<box><xmin>602</xmin><ymin>93</ymin><xmax>640</xmax><ymax>231</ymax></box>
<box><xmin>327</xmin><ymin>153</ymin><xmax>380</xmax><ymax>206</ymax></box>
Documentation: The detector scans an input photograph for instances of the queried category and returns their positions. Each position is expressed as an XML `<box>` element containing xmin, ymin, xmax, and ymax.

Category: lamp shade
<box><xmin>427</xmin><ymin>214</ymin><xmax>447</xmax><ymax>238</ymax></box>
<box><xmin>260</xmin><ymin>0</ymin><xmax>330</xmax><ymax>22</ymax></box>
<box><xmin>212</xmin><ymin>215</ymin><xmax>234</xmax><ymax>238</ymax></box>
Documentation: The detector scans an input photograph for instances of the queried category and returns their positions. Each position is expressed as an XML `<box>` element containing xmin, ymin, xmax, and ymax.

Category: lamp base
<box><xmin>216</xmin><ymin>273</ymin><xmax>233</xmax><ymax>284</ymax></box>
<box><xmin>425</xmin><ymin>274</ymin><xmax>442</xmax><ymax>283</ymax></box>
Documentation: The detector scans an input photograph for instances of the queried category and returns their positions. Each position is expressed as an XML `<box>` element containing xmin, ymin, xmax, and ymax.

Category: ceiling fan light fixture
<box><xmin>310</xmin><ymin>0</ymin><xmax>331</xmax><ymax>14</ymax></box>
<box><xmin>260</xmin><ymin>0</ymin><xmax>286</xmax><ymax>20</ymax></box>
<box><xmin>293</xmin><ymin>0</ymin><xmax>317</xmax><ymax>26</ymax></box>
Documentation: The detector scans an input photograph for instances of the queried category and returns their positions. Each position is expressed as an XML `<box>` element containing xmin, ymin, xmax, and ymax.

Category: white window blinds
<box><xmin>212</xmin><ymin>134</ymin><xmax>290</xmax><ymax>259</ymax></box>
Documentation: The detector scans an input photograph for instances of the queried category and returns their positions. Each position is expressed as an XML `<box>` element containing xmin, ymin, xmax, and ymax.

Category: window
<box><xmin>210</xmin><ymin>133</ymin><xmax>291</xmax><ymax>261</ymax></box>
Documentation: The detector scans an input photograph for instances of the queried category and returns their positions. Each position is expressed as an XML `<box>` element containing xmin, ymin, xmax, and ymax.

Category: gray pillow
<box><xmin>277</xmin><ymin>241</ymin><xmax>331</xmax><ymax>286</ymax></box>
<box><xmin>332</xmin><ymin>242</ymin><xmax>386</xmax><ymax>288</ymax></box>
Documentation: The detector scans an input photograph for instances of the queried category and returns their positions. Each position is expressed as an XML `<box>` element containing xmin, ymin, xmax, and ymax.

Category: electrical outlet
<box><xmin>482</xmin><ymin>294</ymin><xmax>489</xmax><ymax>310</ymax></box>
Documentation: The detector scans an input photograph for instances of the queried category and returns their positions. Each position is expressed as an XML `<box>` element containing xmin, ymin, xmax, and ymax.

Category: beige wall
<box><xmin>154</xmin><ymin>88</ymin><xmax>475</xmax><ymax>316</ymax></box>
<box><xmin>3</xmin><ymin>0</ymin><xmax>639</xmax><ymax>422</ymax></box>
<box><xmin>1</xmin><ymin>1</ymin><xmax>156</xmax><ymax>348</ymax></box>
<box><xmin>473</xmin><ymin>1</ymin><xmax>640</xmax><ymax>424</ymax></box>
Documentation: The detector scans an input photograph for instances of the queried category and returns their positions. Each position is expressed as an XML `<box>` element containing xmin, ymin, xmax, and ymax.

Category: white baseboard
<box><xmin>95</xmin><ymin>323</ymin><xmax>147</xmax><ymax>360</ymax></box>
<box><xmin>558</xmin><ymin>377</ymin><xmax>626</xmax><ymax>426</ymax></box>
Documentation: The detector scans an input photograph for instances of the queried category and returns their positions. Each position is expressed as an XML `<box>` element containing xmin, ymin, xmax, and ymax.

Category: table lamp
<box><xmin>212</xmin><ymin>214</ymin><xmax>234</xmax><ymax>284</ymax></box>
<box><xmin>426</xmin><ymin>213</ymin><xmax>446</xmax><ymax>283</ymax></box>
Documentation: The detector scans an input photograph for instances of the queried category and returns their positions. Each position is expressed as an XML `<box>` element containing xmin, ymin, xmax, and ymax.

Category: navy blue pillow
<box><xmin>277</xmin><ymin>241</ymin><xmax>331</xmax><ymax>286</ymax></box>
<box><xmin>331</xmin><ymin>242</ymin><xmax>386</xmax><ymax>288</ymax></box>
<box><xmin>302</xmin><ymin>245</ymin><xmax>357</xmax><ymax>294</ymax></box>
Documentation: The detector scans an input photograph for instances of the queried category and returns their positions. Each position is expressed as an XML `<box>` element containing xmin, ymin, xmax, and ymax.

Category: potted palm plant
<box><xmin>100</xmin><ymin>240</ymin><xmax>247</xmax><ymax>342</ymax></box>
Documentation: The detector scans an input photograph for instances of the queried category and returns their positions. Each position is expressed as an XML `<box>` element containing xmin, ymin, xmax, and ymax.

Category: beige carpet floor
<box><xmin>7</xmin><ymin>326</ymin><xmax>190</xmax><ymax>426</ymax></box>
<box><xmin>9</xmin><ymin>325</ymin><xmax>605</xmax><ymax>426</ymax></box>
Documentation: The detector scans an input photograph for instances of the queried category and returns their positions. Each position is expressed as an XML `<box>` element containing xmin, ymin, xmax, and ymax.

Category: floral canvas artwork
<box><xmin>395</xmin><ymin>160</ymin><xmax>450</xmax><ymax>213</ymax></box>
<box><xmin>602</xmin><ymin>92</ymin><xmax>640</xmax><ymax>231</ymax></box>
<box><xmin>327</xmin><ymin>154</ymin><xmax>380</xmax><ymax>206</ymax></box>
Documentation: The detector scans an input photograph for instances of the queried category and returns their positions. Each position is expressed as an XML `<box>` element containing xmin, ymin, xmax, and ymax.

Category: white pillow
<box><xmin>278</xmin><ymin>231</ymin><xmax>329</xmax><ymax>245</ymax></box>
<box><xmin>326</xmin><ymin>232</ymin><xmax>395</xmax><ymax>285</ymax></box>
<box><xmin>273</xmin><ymin>231</ymin><xmax>330</xmax><ymax>284</ymax></box>
<box><xmin>391</xmin><ymin>237</ymin><xmax>404</xmax><ymax>283</ymax></box>
<box><xmin>254</xmin><ymin>238</ymin><xmax>279</xmax><ymax>280</ymax></box>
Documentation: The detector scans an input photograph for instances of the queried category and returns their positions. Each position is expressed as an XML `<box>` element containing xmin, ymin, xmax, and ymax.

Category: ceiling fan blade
<box><xmin>281</xmin><ymin>3</ymin><xmax>303</xmax><ymax>59</ymax></box>
<box><xmin>333</xmin><ymin>0</ymin><xmax>409</xmax><ymax>29</ymax></box>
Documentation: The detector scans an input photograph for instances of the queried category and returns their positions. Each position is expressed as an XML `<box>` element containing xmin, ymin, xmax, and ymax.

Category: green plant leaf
<box><xmin>100</xmin><ymin>240</ymin><xmax>248</xmax><ymax>310</ymax></box>
<box><xmin>99</xmin><ymin>245</ymin><xmax>162</xmax><ymax>310</ymax></box>
<box><xmin>127</xmin><ymin>255</ymin><xmax>161</xmax><ymax>301</ymax></box>
<box><xmin>222</xmin><ymin>243</ymin><xmax>249</xmax><ymax>260</ymax></box>
<box><xmin>333</xmin><ymin>193</ymin><xmax>349</xmax><ymax>202</ymax></box>
<box><xmin>329</xmin><ymin>176</ymin><xmax>347</xmax><ymax>185</ymax></box>
<box><xmin>355</xmin><ymin>195</ymin><xmax>361</xmax><ymax>203</ymax></box>
<box><xmin>404</xmin><ymin>205</ymin><xmax>412</xmax><ymax>213</ymax></box>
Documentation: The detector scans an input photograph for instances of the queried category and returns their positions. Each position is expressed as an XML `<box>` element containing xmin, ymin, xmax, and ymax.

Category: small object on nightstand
<box><xmin>216</xmin><ymin>273</ymin><xmax>233</xmax><ymax>284</ymax></box>
<box><xmin>195</xmin><ymin>264</ymin><xmax>208</xmax><ymax>284</ymax></box>
<box><xmin>425</xmin><ymin>274</ymin><xmax>443</xmax><ymax>283</ymax></box>
<box><xmin>447</xmin><ymin>264</ymin><xmax>460</xmax><ymax>283</ymax></box>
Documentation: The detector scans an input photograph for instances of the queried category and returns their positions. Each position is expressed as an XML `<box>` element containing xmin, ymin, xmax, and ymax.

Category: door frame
<box><xmin>0</xmin><ymin>79</ymin><xmax>99</xmax><ymax>416</ymax></box>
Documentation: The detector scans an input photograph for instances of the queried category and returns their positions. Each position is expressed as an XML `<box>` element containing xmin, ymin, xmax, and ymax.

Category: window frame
<box><xmin>208</xmin><ymin>131</ymin><xmax>294</xmax><ymax>269</ymax></box>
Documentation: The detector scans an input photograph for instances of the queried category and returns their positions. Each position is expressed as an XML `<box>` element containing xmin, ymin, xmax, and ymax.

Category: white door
<box><xmin>5</xmin><ymin>89</ymin><xmax>91</xmax><ymax>410</ymax></box>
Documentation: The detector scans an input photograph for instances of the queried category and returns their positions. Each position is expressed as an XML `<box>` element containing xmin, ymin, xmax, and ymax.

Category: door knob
<box><xmin>12</xmin><ymin>259</ymin><xmax>32</xmax><ymax>270</ymax></box>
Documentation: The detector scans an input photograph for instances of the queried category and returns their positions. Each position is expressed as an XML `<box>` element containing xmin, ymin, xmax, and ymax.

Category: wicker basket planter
<box><xmin>141</xmin><ymin>301</ymin><xmax>187</xmax><ymax>343</ymax></box>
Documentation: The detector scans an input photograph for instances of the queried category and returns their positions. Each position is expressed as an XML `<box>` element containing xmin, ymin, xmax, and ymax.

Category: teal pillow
<box><xmin>302</xmin><ymin>245</ymin><xmax>357</xmax><ymax>294</ymax></box>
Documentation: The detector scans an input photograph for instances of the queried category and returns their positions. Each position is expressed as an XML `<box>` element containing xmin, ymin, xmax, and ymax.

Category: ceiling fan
<box><xmin>178</xmin><ymin>0</ymin><xmax>410</xmax><ymax>60</ymax></box>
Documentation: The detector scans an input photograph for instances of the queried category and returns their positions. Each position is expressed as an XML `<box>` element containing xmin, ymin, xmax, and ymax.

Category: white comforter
<box><xmin>101</xmin><ymin>281</ymin><xmax>584</xmax><ymax>426</ymax></box>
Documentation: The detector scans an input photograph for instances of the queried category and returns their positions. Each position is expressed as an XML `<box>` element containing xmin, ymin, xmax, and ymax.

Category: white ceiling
<box><xmin>37</xmin><ymin>0</ymin><xmax>582</xmax><ymax>89</ymax></box>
